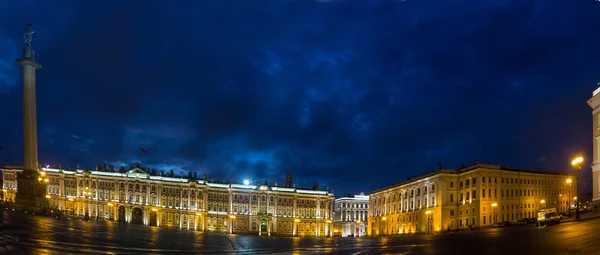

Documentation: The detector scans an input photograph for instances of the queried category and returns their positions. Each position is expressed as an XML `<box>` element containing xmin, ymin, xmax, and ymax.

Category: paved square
<box><xmin>1</xmin><ymin>209</ymin><xmax>599</xmax><ymax>254</ymax></box>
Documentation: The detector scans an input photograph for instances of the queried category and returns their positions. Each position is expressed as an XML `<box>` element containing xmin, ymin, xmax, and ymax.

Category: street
<box><xmin>0</xmin><ymin>209</ymin><xmax>598</xmax><ymax>254</ymax></box>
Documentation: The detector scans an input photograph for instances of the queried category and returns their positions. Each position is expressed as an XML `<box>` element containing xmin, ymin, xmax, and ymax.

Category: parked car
<box><xmin>493</xmin><ymin>222</ymin><xmax>507</xmax><ymax>228</ymax></box>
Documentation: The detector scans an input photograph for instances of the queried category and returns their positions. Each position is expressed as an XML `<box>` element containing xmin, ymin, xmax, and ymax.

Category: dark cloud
<box><xmin>1</xmin><ymin>0</ymin><xmax>600</xmax><ymax>195</ymax></box>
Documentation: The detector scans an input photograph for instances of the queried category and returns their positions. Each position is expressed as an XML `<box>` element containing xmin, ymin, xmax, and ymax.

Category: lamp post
<box><xmin>425</xmin><ymin>210</ymin><xmax>432</xmax><ymax>235</ymax></box>
<box><xmin>108</xmin><ymin>203</ymin><xmax>113</xmax><ymax>220</ymax></box>
<box><xmin>571</xmin><ymin>157</ymin><xmax>583</xmax><ymax>220</ymax></box>
<box><xmin>45</xmin><ymin>194</ymin><xmax>50</xmax><ymax>214</ymax></box>
<box><xmin>491</xmin><ymin>203</ymin><xmax>497</xmax><ymax>224</ymax></box>
<box><xmin>68</xmin><ymin>198</ymin><xmax>74</xmax><ymax>218</ymax></box>
<box><xmin>566</xmin><ymin>178</ymin><xmax>572</xmax><ymax>217</ymax></box>
<box><xmin>381</xmin><ymin>216</ymin><xmax>387</xmax><ymax>236</ymax></box>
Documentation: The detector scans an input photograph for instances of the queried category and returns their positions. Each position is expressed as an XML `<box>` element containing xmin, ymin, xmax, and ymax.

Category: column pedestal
<box><xmin>15</xmin><ymin>169</ymin><xmax>48</xmax><ymax>214</ymax></box>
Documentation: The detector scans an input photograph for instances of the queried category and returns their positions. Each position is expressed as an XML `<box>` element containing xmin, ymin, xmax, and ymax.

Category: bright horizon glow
<box><xmin>243</xmin><ymin>179</ymin><xmax>250</xmax><ymax>185</ymax></box>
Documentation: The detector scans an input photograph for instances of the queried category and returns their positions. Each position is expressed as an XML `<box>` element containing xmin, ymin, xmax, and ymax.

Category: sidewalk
<box><xmin>561</xmin><ymin>212</ymin><xmax>600</xmax><ymax>223</ymax></box>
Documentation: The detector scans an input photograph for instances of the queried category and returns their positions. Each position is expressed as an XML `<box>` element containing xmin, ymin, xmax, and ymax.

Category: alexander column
<box><xmin>15</xmin><ymin>23</ymin><xmax>47</xmax><ymax>213</ymax></box>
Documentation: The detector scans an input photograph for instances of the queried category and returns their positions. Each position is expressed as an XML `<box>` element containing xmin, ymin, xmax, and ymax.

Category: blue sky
<box><xmin>1</xmin><ymin>0</ymin><xmax>600</xmax><ymax>196</ymax></box>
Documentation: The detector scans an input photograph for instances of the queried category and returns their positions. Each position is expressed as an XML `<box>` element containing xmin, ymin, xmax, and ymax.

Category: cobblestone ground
<box><xmin>0</xmin><ymin>209</ymin><xmax>599</xmax><ymax>254</ymax></box>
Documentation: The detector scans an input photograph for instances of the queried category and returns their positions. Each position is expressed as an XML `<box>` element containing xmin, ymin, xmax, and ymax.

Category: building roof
<box><xmin>370</xmin><ymin>163</ymin><xmax>574</xmax><ymax>195</ymax></box>
<box><xmin>1</xmin><ymin>166</ymin><xmax>334</xmax><ymax>197</ymax></box>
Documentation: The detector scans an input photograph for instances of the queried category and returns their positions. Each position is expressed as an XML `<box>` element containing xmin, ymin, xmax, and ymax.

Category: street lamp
<box><xmin>566</xmin><ymin>179</ymin><xmax>572</xmax><ymax>217</ymax></box>
<box><xmin>425</xmin><ymin>210</ymin><xmax>432</xmax><ymax>235</ymax></box>
<box><xmin>381</xmin><ymin>217</ymin><xmax>387</xmax><ymax>236</ymax></box>
<box><xmin>540</xmin><ymin>200</ymin><xmax>546</xmax><ymax>208</ymax></box>
<box><xmin>491</xmin><ymin>203</ymin><xmax>497</xmax><ymax>224</ymax></box>
<box><xmin>44</xmin><ymin>195</ymin><xmax>50</xmax><ymax>214</ymax></box>
<box><xmin>570</xmin><ymin>156</ymin><xmax>583</xmax><ymax>220</ymax></box>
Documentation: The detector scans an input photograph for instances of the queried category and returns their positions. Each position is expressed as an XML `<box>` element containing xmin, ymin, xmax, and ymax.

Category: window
<box><xmin>450</xmin><ymin>182</ymin><xmax>454</xmax><ymax>188</ymax></box>
<box><xmin>482</xmin><ymin>190</ymin><xmax>486</xmax><ymax>198</ymax></box>
<box><xmin>472</xmin><ymin>191</ymin><xmax>476</xmax><ymax>199</ymax></box>
<box><xmin>450</xmin><ymin>210</ymin><xmax>454</xmax><ymax>216</ymax></box>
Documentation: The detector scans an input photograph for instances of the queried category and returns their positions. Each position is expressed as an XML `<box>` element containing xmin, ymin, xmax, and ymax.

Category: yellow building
<box><xmin>588</xmin><ymin>85</ymin><xmax>600</xmax><ymax>211</ymax></box>
<box><xmin>368</xmin><ymin>163</ymin><xmax>576</xmax><ymax>236</ymax></box>
<box><xmin>1</xmin><ymin>165</ymin><xmax>335</xmax><ymax>237</ymax></box>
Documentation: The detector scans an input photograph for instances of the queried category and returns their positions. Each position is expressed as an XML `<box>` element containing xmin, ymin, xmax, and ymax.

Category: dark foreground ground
<box><xmin>0</xmin><ymin>209</ymin><xmax>599</xmax><ymax>255</ymax></box>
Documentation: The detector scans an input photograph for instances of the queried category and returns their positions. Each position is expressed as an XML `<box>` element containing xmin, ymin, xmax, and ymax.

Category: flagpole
<box><xmin>140</xmin><ymin>145</ymin><xmax>143</xmax><ymax>167</ymax></box>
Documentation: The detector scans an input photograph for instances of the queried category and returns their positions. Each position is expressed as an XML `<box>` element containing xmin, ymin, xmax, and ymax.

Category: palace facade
<box><xmin>333</xmin><ymin>193</ymin><xmax>369</xmax><ymax>237</ymax></box>
<box><xmin>1</xmin><ymin>165</ymin><xmax>335</xmax><ymax>237</ymax></box>
<box><xmin>368</xmin><ymin>163</ymin><xmax>576</xmax><ymax>236</ymax></box>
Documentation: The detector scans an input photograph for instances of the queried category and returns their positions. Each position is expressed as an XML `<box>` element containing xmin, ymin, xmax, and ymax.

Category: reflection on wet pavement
<box><xmin>1</xmin><ymin>209</ymin><xmax>600</xmax><ymax>254</ymax></box>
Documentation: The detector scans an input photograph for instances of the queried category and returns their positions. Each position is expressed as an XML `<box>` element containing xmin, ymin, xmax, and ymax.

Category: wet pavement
<box><xmin>1</xmin><ymin>209</ymin><xmax>599</xmax><ymax>254</ymax></box>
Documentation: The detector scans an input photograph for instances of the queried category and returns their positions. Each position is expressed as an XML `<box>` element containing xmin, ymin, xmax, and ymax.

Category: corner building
<box><xmin>368</xmin><ymin>163</ymin><xmax>576</xmax><ymax>236</ymax></box>
<box><xmin>1</xmin><ymin>166</ymin><xmax>335</xmax><ymax>237</ymax></box>
<box><xmin>587</xmin><ymin>86</ymin><xmax>600</xmax><ymax>210</ymax></box>
<box><xmin>333</xmin><ymin>193</ymin><xmax>369</xmax><ymax>237</ymax></box>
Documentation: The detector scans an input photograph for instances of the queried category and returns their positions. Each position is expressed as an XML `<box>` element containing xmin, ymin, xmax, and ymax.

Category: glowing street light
<box><xmin>540</xmin><ymin>200</ymin><xmax>546</xmax><ymax>208</ymax></box>
<box><xmin>571</xmin><ymin>157</ymin><xmax>583</xmax><ymax>166</ymax></box>
<box><xmin>425</xmin><ymin>210</ymin><xmax>432</xmax><ymax>234</ymax></box>
<box><xmin>492</xmin><ymin>203</ymin><xmax>498</xmax><ymax>224</ymax></box>
<box><xmin>570</xmin><ymin>156</ymin><xmax>583</xmax><ymax>220</ymax></box>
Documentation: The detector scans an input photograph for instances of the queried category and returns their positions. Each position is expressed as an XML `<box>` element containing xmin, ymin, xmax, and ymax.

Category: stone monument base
<box><xmin>15</xmin><ymin>169</ymin><xmax>48</xmax><ymax>214</ymax></box>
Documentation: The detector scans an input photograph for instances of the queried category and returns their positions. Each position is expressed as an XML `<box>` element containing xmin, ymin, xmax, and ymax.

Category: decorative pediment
<box><xmin>128</xmin><ymin>168</ymin><xmax>148</xmax><ymax>175</ymax></box>
<box><xmin>127</xmin><ymin>168</ymin><xmax>149</xmax><ymax>178</ymax></box>
<box><xmin>258</xmin><ymin>185</ymin><xmax>271</xmax><ymax>191</ymax></box>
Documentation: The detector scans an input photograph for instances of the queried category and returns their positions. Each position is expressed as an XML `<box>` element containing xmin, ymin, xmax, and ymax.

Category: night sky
<box><xmin>1</xmin><ymin>1</ymin><xmax>600</xmax><ymax>196</ymax></box>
